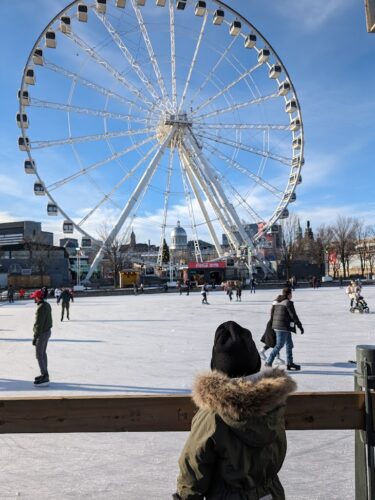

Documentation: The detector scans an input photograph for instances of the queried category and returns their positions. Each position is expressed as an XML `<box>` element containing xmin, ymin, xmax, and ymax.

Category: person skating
<box><xmin>249</xmin><ymin>277</ymin><xmax>256</xmax><ymax>294</ymax></box>
<box><xmin>54</xmin><ymin>287</ymin><xmax>62</xmax><ymax>303</ymax></box>
<box><xmin>201</xmin><ymin>283</ymin><xmax>209</xmax><ymax>304</ymax></box>
<box><xmin>346</xmin><ymin>280</ymin><xmax>359</xmax><ymax>308</ymax></box>
<box><xmin>235</xmin><ymin>281</ymin><xmax>242</xmax><ymax>301</ymax></box>
<box><xmin>226</xmin><ymin>282</ymin><xmax>233</xmax><ymax>301</ymax></box>
<box><xmin>185</xmin><ymin>279</ymin><xmax>190</xmax><ymax>296</ymax></box>
<box><xmin>30</xmin><ymin>290</ymin><xmax>52</xmax><ymax>387</ymax></box>
<box><xmin>58</xmin><ymin>288</ymin><xmax>74</xmax><ymax>321</ymax></box>
<box><xmin>265</xmin><ymin>287</ymin><xmax>304</xmax><ymax>371</ymax></box>
<box><xmin>173</xmin><ymin>320</ymin><xmax>296</xmax><ymax>499</ymax></box>
<box><xmin>7</xmin><ymin>285</ymin><xmax>14</xmax><ymax>303</ymax></box>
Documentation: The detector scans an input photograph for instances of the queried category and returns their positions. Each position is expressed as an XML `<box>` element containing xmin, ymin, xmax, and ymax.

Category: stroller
<box><xmin>350</xmin><ymin>293</ymin><xmax>370</xmax><ymax>314</ymax></box>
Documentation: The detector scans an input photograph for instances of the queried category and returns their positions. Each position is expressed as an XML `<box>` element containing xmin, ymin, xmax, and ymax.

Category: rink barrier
<box><xmin>0</xmin><ymin>391</ymin><xmax>369</xmax><ymax>434</ymax></box>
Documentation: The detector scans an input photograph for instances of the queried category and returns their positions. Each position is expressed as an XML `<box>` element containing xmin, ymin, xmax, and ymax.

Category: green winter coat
<box><xmin>176</xmin><ymin>368</ymin><xmax>297</xmax><ymax>500</ymax></box>
<box><xmin>33</xmin><ymin>301</ymin><xmax>53</xmax><ymax>340</ymax></box>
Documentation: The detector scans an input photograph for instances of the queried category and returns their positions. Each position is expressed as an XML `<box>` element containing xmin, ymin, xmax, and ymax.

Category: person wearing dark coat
<box><xmin>265</xmin><ymin>288</ymin><xmax>304</xmax><ymax>371</ymax></box>
<box><xmin>173</xmin><ymin>321</ymin><xmax>296</xmax><ymax>500</ymax></box>
<box><xmin>30</xmin><ymin>289</ymin><xmax>52</xmax><ymax>386</ymax></box>
<box><xmin>58</xmin><ymin>288</ymin><xmax>74</xmax><ymax>321</ymax></box>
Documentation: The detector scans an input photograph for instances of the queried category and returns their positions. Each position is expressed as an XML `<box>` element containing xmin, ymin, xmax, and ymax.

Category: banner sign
<box><xmin>188</xmin><ymin>261</ymin><xmax>226</xmax><ymax>269</ymax></box>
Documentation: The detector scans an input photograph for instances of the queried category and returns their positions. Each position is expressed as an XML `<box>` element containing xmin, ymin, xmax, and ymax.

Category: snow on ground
<box><xmin>1</xmin><ymin>285</ymin><xmax>375</xmax><ymax>499</ymax></box>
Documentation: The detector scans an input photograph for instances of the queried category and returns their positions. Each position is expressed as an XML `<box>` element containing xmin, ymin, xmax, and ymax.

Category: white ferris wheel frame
<box><xmin>18</xmin><ymin>0</ymin><xmax>304</xmax><ymax>280</ymax></box>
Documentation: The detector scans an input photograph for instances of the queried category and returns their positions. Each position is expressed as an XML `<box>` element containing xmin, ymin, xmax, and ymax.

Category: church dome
<box><xmin>170</xmin><ymin>221</ymin><xmax>187</xmax><ymax>250</ymax></box>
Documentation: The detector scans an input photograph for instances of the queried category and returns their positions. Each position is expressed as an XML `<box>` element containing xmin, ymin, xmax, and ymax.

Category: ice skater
<box><xmin>58</xmin><ymin>288</ymin><xmax>74</xmax><ymax>321</ymax></box>
<box><xmin>201</xmin><ymin>283</ymin><xmax>209</xmax><ymax>304</ymax></box>
<box><xmin>249</xmin><ymin>277</ymin><xmax>256</xmax><ymax>294</ymax></box>
<box><xmin>235</xmin><ymin>281</ymin><xmax>242</xmax><ymax>301</ymax></box>
<box><xmin>226</xmin><ymin>282</ymin><xmax>233</xmax><ymax>301</ymax></box>
<box><xmin>173</xmin><ymin>320</ymin><xmax>296</xmax><ymax>499</ymax></box>
<box><xmin>31</xmin><ymin>290</ymin><xmax>52</xmax><ymax>387</ymax></box>
<box><xmin>265</xmin><ymin>287</ymin><xmax>304</xmax><ymax>371</ymax></box>
<box><xmin>7</xmin><ymin>285</ymin><xmax>14</xmax><ymax>303</ymax></box>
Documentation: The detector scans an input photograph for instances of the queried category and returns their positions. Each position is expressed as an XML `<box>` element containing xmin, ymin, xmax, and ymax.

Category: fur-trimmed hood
<box><xmin>193</xmin><ymin>367</ymin><xmax>296</xmax><ymax>423</ymax></box>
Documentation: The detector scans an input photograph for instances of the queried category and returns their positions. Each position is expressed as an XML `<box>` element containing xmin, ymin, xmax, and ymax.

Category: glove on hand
<box><xmin>299</xmin><ymin>326</ymin><xmax>304</xmax><ymax>335</ymax></box>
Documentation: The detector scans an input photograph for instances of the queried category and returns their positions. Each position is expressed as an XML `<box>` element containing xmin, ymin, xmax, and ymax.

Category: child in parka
<box><xmin>174</xmin><ymin>320</ymin><xmax>296</xmax><ymax>500</ymax></box>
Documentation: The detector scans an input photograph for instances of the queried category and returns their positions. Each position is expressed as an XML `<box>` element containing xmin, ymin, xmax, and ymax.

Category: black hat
<box><xmin>210</xmin><ymin>321</ymin><xmax>261</xmax><ymax>378</ymax></box>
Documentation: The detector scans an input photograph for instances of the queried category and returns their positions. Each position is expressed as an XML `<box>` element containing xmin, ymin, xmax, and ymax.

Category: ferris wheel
<box><xmin>18</xmin><ymin>0</ymin><xmax>304</xmax><ymax>280</ymax></box>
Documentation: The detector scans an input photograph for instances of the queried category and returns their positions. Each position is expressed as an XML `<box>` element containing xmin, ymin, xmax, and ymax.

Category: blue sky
<box><xmin>0</xmin><ymin>0</ymin><xmax>374</xmax><ymax>247</ymax></box>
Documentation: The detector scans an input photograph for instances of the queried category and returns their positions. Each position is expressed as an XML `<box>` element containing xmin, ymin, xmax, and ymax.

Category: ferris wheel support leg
<box><xmin>181</xmin><ymin>143</ymin><xmax>237</xmax><ymax>252</ymax></box>
<box><xmin>186</xmin><ymin>130</ymin><xmax>256</xmax><ymax>252</ymax></box>
<box><xmin>179</xmin><ymin>148</ymin><xmax>223</xmax><ymax>258</ymax></box>
<box><xmin>85</xmin><ymin>128</ymin><xmax>176</xmax><ymax>282</ymax></box>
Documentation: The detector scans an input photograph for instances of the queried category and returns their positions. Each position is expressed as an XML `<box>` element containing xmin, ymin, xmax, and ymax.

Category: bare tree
<box><xmin>96</xmin><ymin>225</ymin><xmax>128</xmax><ymax>287</ymax></box>
<box><xmin>311</xmin><ymin>224</ymin><xmax>335</xmax><ymax>274</ymax></box>
<box><xmin>331</xmin><ymin>216</ymin><xmax>358</xmax><ymax>279</ymax></box>
<box><xmin>24</xmin><ymin>236</ymin><xmax>50</xmax><ymax>286</ymax></box>
<box><xmin>279</xmin><ymin>213</ymin><xmax>300</xmax><ymax>279</ymax></box>
<box><xmin>354</xmin><ymin>220</ymin><xmax>370</xmax><ymax>277</ymax></box>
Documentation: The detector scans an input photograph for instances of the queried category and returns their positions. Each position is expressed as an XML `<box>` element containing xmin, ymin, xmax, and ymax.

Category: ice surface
<box><xmin>1</xmin><ymin>286</ymin><xmax>374</xmax><ymax>499</ymax></box>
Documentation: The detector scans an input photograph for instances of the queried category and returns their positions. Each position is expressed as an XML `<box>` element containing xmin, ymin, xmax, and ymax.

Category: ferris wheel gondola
<box><xmin>19</xmin><ymin>0</ymin><xmax>304</xmax><ymax>280</ymax></box>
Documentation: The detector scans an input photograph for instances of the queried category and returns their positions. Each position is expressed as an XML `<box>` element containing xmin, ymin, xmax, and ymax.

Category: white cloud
<box><xmin>271</xmin><ymin>0</ymin><xmax>356</xmax><ymax>31</ymax></box>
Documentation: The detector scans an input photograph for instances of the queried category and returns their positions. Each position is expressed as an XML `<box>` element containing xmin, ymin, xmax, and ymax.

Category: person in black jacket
<box><xmin>265</xmin><ymin>287</ymin><xmax>304</xmax><ymax>371</ymax></box>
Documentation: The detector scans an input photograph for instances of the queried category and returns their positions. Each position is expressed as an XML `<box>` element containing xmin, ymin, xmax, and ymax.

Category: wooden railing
<box><xmin>0</xmin><ymin>391</ymin><xmax>369</xmax><ymax>434</ymax></box>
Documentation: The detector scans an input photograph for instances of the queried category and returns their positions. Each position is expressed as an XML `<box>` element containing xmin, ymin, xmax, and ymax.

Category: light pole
<box><xmin>248</xmin><ymin>246</ymin><xmax>253</xmax><ymax>281</ymax></box>
<box><xmin>75</xmin><ymin>247</ymin><xmax>81</xmax><ymax>286</ymax></box>
<box><xmin>324</xmin><ymin>246</ymin><xmax>329</xmax><ymax>277</ymax></box>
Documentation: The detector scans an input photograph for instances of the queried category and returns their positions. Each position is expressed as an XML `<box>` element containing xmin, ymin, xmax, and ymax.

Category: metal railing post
<box><xmin>354</xmin><ymin>345</ymin><xmax>375</xmax><ymax>500</ymax></box>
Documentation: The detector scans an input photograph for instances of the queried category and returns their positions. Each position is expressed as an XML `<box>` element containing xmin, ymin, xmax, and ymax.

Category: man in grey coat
<box><xmin>31</xmin><ymin>290</ymin><xmax>53</xmax><ymax>386</ymax></box>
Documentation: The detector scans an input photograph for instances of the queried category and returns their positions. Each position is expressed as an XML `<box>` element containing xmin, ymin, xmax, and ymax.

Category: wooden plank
<box><xmin>0</xmin><ymin>391</ymin><xmax>368</xmax><ymax>434</ymax></box>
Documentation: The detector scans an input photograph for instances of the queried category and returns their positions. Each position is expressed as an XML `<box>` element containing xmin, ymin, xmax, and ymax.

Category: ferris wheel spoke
<box><xmin>192</xmin><ymin>62</ymin><xmax>262</xmax><ymax>115</ymax></box>
<box><xmin>47</xmin><ymin>134</ymin><xmax>157</xmax><ymax>191</ymax></box>
<box><xmin>178</xmin><ymin>147</ymin><xmax>223</xmax><ymax>256</ymax></box>
<box><xmin>157</xmin><ymin>149</ymin><xmax>174</xmax><ymax>266</ymax></box>
<box><xmin>203</xmin><ymin>142</ymin><xmax>283</xmax><ymax>197</ymax></box>
<box><xmin>194</xmin><ymin>92</ymin><xmax>279</xmax><ymax>122</ymax></box>
<box><xmin>194</xmin><ymin>122</ymin><xmax>290</xmax><ymax>131</ymax></box>
<box><xmin>44</xmin><ymin>61</ymin><xmax>149</xmax><ymax>115</ymax></box>
<box><xmin>212</xmin><ymin>168</ymin><xmax>264</xmax><ymax>224</ymax></box>
<box><xmin>196</xmin><ymin>130</ymin><xmax>291</xmax><ymax>166</ymax></box>
<box><xmin>184</xmin><ymin>131</ymin><xmax>254</xmax><ymax>249</ymax></box>
<box><xmin>78</xmin><ymin>142</ymin><xmax>159</xmax><ymax>227</ymax></box>
<box><xmin>182</xmin><ymin>138</ymin><xmax>245</xmax><ymax>249</ymax></box>
<box><xmin>65</xmin><ymin>30</ymin><xmax>156</xmax><ymax>111</ymax></box>
<box><xmin>178</xmin><ymin>152</ymin><xmax>204</xmax><ymax>262</ymax></box>
<box><xmin>178</xmin><ymin>12</ymin><xmax>208</xmax><ymax>113</ymax></box>
<box><xmin>188</xmin><ymin>35</ymin><xmax>238</xmax><ymax>108</ymax></box>
<box><xmin>169</xmin><ymin>0</ymin><xmax>177</xmax><ymax>110</ymax></box>
<box><xmin>30</xmin><ymin>98</ymin><xmax>157</xmax><ymax>125</ymax></box>
<box><xmin>95</xmin><ymin>11</ymin><xmax>164</xmax><ymax>106</ymax></box>
<box><xmin>31</xmin><ymin>127</ymin><xmax>155</xmax><ymax>150</ymax></box>
<box><xmin>86</xmin><ymin>127</ymin><xmax>176</xmax><ymax>281</ymax></box>
<box><xmin>131</xmin><ymin>0</ymin><xmax>172</xmax><ymax>108</ymax></box>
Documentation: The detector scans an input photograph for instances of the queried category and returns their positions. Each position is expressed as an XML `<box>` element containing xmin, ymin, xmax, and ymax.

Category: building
<box><xmin>0</xmin><ymin>221</ymin><xmax>53</xmax><ymax>247</ymax></box>
<box><xmin>170</xmin><ymin>221</ymin><xmax>188</xmax><ymax>250</ymax></box>
<box><xmin>0</xmin><ymin>221</ymin><xmax>69</xmax><ymax>288</ymax></box>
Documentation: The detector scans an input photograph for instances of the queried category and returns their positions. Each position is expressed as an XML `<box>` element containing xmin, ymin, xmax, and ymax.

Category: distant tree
<box><xmin>311</xmin><ymin>225</ymin><xmax>335</xmax><ymax>273</ymax></box>
<box><xmin>23</xmin><ymin>236</ymin><xmax>50</xmax><ymax>286</ymax></box>
<box><xmin>97</xmin><ymin>225</ymin><xmax>127</xmax><ymax>287</ymax></box>
<box><xmin>161</xmin><ymin>238</ymin><xmax>170</xmax><ymax>264</ymax></box>
<box><xmin>331</xmin><ymin>216</ymin><xmax>357</xmax><ymax>278</ymax></box>
<box><xmin>279</xmin><ymin>213</ymin><xmax>300</xmax><ymax>279</ymax></box>
<box><xmin>354</xmin><ymin>220</ymin><xmax>371</xmax><ymax>278</ymax></box>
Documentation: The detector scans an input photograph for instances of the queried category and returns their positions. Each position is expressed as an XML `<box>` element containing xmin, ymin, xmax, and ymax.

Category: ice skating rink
<box><xmin>1</xmin><ymin>286</ymin><xmax>374</xmax><ymax>499</ymax></box>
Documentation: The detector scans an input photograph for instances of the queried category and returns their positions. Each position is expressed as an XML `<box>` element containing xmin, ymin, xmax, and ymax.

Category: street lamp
<box><xmin>75</xmin><ymin>247</ymin><xmax>81</xmax><ymax>286</ymax></box>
